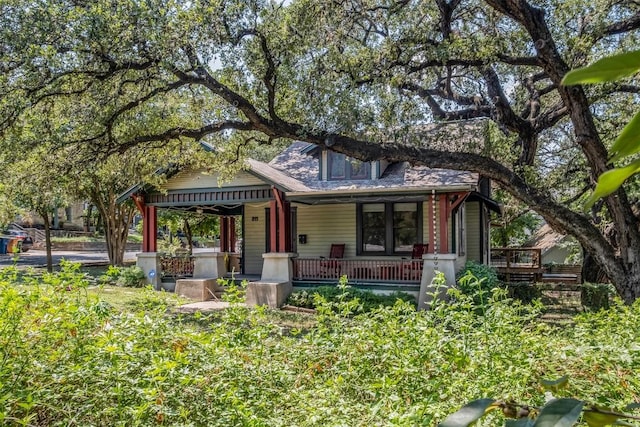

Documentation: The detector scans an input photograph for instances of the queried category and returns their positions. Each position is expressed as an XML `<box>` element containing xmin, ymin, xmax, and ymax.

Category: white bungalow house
<box><xmin>121</xmin><ymin>131</ymin><xmax>500</xmax><ymax>309</ymax></box>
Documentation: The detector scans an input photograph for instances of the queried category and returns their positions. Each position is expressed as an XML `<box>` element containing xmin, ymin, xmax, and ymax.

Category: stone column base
<box><xmin>137</xmin><ymin>252</ymin><xmax>162</xmax><ymax>290</ymax></box>
<box><xmin>418</xmin><ymin>253</ymin><xmax>458</xmax><ymax>310</ymax></box>
<box><xmin>246</xmin><ymin>281</ymin><xmax>292</xmax><ymax>308</ymax></box>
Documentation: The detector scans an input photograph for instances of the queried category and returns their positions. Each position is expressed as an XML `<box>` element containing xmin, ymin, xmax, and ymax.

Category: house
<box><xmin>524</xmin><ymin>223</ymin><xmax>580</xmax><ymax>265</ymax></box>
<box><xmin>122</xmin><ymin>124</ymin><xmax>500</xmax><ymax>309</ymax></box>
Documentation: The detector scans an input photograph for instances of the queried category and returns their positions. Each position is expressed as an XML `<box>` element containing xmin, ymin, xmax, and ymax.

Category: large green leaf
<box><xmin>562</xmin><ymin>51</ymin><xmax>640</xmax><ymax>85</ymax></box>
<box><xmin>609</xmin><ymin>110</ymin><xmax>640</xmax><ymax>163</ymax></box>
<box><xmin>583</xmin><ymin>408</ymin><xmax>620</xmax><ymax>427</ymax></box>
<box><xmin>584</xmin><ymin>159</ymin><xmax>640</xmax><ymax>210</ymax></box>
<box><xmin>533</xmin><ymin>399</ymin><xmax>584</xmax><ymax>427</ymax></box>
<box><xmin>540</xmin><ymin>376</ymin><xmax>569</xmax><ymax>392</ymax></box>
<box><xmin>439</xmin><ymin>399</ymin><xmax>498</xmax><ymax>427</ymax></box>
<box><xmin>624</xmin><ymin>403</ymin><xmax>640</xmax><ymax>411</ymax></box>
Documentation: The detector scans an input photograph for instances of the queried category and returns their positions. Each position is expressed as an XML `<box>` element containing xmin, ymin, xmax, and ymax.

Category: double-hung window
<box><xmin>328</xmin><ymin>152</ymin><xmax>371</xmax><ymax>180</ymax></box>
<box><xmin>357</xmin><ymin>202</ymin><xmax>422</xmax><ymax>255</ymax></box>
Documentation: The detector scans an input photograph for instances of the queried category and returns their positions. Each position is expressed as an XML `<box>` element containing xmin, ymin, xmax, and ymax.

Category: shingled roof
<box><xmin>268</xmin><ymin>141</ymin><xmax>479</xmax><ymax>193</ymax></box>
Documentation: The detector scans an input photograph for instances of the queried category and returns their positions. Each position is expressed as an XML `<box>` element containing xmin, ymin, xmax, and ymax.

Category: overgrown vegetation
<box><xmin>97</xmin><ymin>265</ymin><xmax>146</xmax><ymax>287</ymax></box>
<box><xmin>1</xmin><ymin>264</ymin><xmax>638</xmax><ymax>426</ymax></box>
<box><xmin>286</xmin><ymin>277</ymin><xmax>416</xmax><ymax>312</ymax></box>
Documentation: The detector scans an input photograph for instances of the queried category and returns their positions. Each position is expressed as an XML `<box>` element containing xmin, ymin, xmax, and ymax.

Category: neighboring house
<box><xmin>524</xmin><ymin>223</ymin><xmax>580</xmax><ymax>265</ymax></box>
<box><xmin>122</xmin><ymin>123</ymin><xmax>501</xmax><ymax>308</ymax></box>
<box><xmin>18</xmin><ymin>201</ymin><xmax>87</xmax><ymax>231</ymax></box>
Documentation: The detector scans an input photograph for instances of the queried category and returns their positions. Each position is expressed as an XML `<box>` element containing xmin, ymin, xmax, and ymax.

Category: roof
<box><xmin>118</xmin><ymin>122</ymin><xmax>491</xmax><ymax>203</ymax></box>
<box><xmin>524</xmin><ymin>224</ymin><xmax>568</xmax><ymax>253</ymax></box>
<box><xmin>268</xmin><ymin>141</ymin><xmax>479</xmax><ymax>194</ymax></box>
<box><xmin>245</xmin><ymin>159</ymin><xmax>310</xmax><ymax>192</ymax></box>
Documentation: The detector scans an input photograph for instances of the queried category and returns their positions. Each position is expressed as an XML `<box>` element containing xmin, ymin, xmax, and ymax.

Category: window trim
<box><xmin>356</xmin><ymin>202</ymin><xmax>423</xmax><ymax>256</ymax></box>
<box><xmin>327</xmin><ymin>151</ymin><xmax>372</xmax><ymax>181</ymax></box>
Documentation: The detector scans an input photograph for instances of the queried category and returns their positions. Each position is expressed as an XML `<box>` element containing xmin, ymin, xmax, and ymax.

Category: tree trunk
<box><xmin>90</xmin><ymin>187</ymin><xmax>134</xmax><ymax>266</ymax></box>
<box><xmin>581</xmin><ymin>250</ymin><xmax>608</xmax><ymax>284</ymax></box>
<box><xmin>101</xmin><ymin>205</ymin><xmax>133</xmax><ymax>266</ymax></box>
<box><xmin>183</xmin><ymin>218</ymin><xmax>193</xmax><ymax>253</ymax></box>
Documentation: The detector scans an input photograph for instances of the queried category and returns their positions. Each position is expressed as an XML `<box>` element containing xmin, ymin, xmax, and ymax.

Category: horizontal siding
<box><xmin>295</xmin><ymin>204</ymin><xmax>357</xmax><ymax>258</ymax></box>
<box><xmin>243</xmin><ymin>203</ymin><xmax>268</xmax><ymax>275</ymax></box>
<box><xmin>422</xmin><ymin>200</ymin><xmax>438</xmax><ymax>251</ymax></box>
<box><xmin>465</xmin><ymin>202</ymin><xmax>481</xmax><ymax>263</ymax></box>
<box><xmin>162</xmin><ymin>169</ymin><xmax>265</xmax><ymax>191</ymax></box>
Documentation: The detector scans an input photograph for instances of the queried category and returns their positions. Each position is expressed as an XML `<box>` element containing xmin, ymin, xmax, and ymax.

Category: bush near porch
<box><xmin>0</xmin><ymin>264</ymin><xmax>638</xmax><ymax>426</ymax></box>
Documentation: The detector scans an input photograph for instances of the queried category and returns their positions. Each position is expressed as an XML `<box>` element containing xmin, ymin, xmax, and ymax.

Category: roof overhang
<box><xmin>286</xmin><ymin>185</ymin><xmax>476</xmax><ymax>204</ymax></box>
<box><xmin>468</xmin><ymin>191</ymin><xmax>502</xmax><ymax>214</ymax></box>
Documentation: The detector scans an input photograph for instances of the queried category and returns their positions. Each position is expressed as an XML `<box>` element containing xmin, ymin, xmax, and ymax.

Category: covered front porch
<box><xmin>123</xmin><ymin>160</ymin><xmax>499</xmax><ymax>310</ymax></box>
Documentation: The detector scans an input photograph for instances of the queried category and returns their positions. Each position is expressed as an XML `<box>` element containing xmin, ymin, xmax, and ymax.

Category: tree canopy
<box><xmin>1</xmin><ymin>0</ymin><xmax>640</xmax><ymax>301</ymax></box>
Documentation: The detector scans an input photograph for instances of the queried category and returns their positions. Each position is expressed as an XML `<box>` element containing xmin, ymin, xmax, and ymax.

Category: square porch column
<box><xmin>192</xmin><ymin>251</ymin><xmax>227</xmax><ymax>279</ymax></box>
<box><xmin>137</xmin><ymin>252</ymin><xmax>162</xmax><ymax>290</ymax></box>
<box><xmin>246</xmin><ymin>252</ymin><xmax>297</xmax><ymax>308</ymax></box>
<box><xmin>418</xmin><ymin>253</ymin><xmax>457</xmax><ymax>310</ymax></box>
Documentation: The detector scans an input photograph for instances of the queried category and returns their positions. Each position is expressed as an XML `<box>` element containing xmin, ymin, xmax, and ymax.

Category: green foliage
<box><xmin>580</xmin><ymin>282</ymin><xmax>615</xmax><ymax>311</ymax></box>
<box><xmin>562</xmin><ymin>50</ymin><xmax>640</xmax><ymax>209</ymax></box>
<box><xmin>490</xmin><ymin>190</ymin><xmax>541</xmax><ymax>248</ymax></box>
<box><xmin>1</xmin><ymin>265</ymin><xmax>640</xmax><ymax>425</ymax></box>
<box><xmin>456</xmin><ymin>261</ymin><xmax>501</xmax><ymax>308</ymax></box>
<box><xmin>285</xmin><ymin>277</ymin><xmax>416</xmax><ymax>312</ymax></box>
<box><xmin>98</xmin><ymin>265</ymin><xmax>146</xmax><ymax>287</ymax></box>
<box><xmin>441</xmin><ymin>380</ymin><xmax>640</xmax><ymax>427</ymax></box>
<box><xmin>116</xmin><ymin>265</ymin><xmax>146</xmax><ymax>288</ymax></box>
<box><xmin>507</xmin><ymin>283</ymin><xmax>543</xmax><ymax>305</ymax></box>
<box><xmin>98</xmin><ymin>264</ymin><xmax>123</xmax><ymax>285</ymax></box>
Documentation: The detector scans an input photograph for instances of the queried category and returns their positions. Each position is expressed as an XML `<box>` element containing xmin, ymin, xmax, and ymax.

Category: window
<box><xmin>357</xmin><ymin>202</ymin><xmax>422</xmax><ymax>255</ymax></box>
<box><xmin>328</xmin><ymin>151</ymin><xmax>371</xmax><ymax>180</ymax></box>
<box><xmin>394</xmin><ymin>203</ymin><xmax>418</xmax><ymax>252</ymax></box>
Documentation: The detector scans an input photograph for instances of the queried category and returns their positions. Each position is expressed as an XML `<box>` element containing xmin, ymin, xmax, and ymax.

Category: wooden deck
<box><xmin>491</xmin><ymin>248</ymin><xmax>581</xmax><ymax>284</ymax></box>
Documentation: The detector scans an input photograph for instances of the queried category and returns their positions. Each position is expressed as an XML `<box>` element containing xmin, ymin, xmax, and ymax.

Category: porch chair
<box><xmin>404</xmin><ymin>243</ymin><xmax>428</xmax><ymax>281</ymax></box>
<box><xmin>319</xmin><ymin>243</ymin><xmax>346</xmax><ymax>279</ymax></box>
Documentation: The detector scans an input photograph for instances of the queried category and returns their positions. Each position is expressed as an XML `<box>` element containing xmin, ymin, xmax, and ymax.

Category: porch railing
<box><xmin>293</xmin><ymin>258</ymin><xmax>424</xmax><ymax>284</ymax></box>
<box><xmin>160</xmin><ymin>254</ymin><xmax>194</xmax><ymax>281</ymax></box>
<box><xmin>490</xmin><ymin>248</ymin><xmax>543</xmax><ymax>283</ymax></box>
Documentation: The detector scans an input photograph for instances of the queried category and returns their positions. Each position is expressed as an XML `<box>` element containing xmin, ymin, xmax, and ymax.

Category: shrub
<box><xmin>581</xmin><ymin>282</ymin><xmax>614</xmax><ymax>311</ymax></box>
<box><xmin>456</xmin><ymin>261</ymin><xmax>500</xmax><ymax>291</ymax></box>
<box><xmin>116</xmin><ymin>265</ymin><xmax>146</xmax><ymax>287</ymax></box>
<box><xmin>455</xmin><ymin>261</ymin><xmax>501</xmax><ymax>309</ymax></box>
<box><xmin>1</xmin><ymin>265</ymin><xmax>639</xmax><ymax>425</ymax></box>
<box><xmin>286</xmin><ymin>277</ymin><xmax>416</xmax><ymax>312</ymax></box>
<box><xmin>507</xmin><ymin>282</ymin><xmax>543</xmax><ymax>304</ymax></box>
<box><xmin>98</xmin><ymin>265</ymin><xmax>122</xmax><ymax>285</ymax></box>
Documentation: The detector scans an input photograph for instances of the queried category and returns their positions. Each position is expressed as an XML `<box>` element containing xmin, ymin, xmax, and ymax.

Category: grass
<box><xmin>50</xmin><ymin>234</ymin><xmax>143</xmax><ymax>243</ymax></box>
<box><xmin>86</xmin><ymin>284</ymin><xmax>186</xmax><ymax>311</ymax></box>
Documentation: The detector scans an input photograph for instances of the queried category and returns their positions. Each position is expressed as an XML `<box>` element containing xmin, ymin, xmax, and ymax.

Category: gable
<box><xmin>162</xmin><ymin>169</ymin><xmax>266</xmax><ymax>191</ymax></box>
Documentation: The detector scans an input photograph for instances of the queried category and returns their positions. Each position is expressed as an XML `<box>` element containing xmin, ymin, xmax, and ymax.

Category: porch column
<box><xmin>143</xmin><ymin>206</ymin><xmax>158</xmax><ymax>252</ymax></box>
<box><xmin>247</xmin><ymin>252</ymin><xmax>296</xmax><ymax>308</ymax></box>
<box><xmin>229</xmin><ymin>216</ymin><xmax>237</xmax><ymax>252</ymax></box>
<box><xmin>439</xmin><ymin>195</ymin><xmax>449</xmax><ymax>254</ymax></box>
<box><xmin>270</xmin><ymin>187</ymin><xmax>292</xmax><ymax>253</ymax></box>
<box><xmin>137</xmin><ymin>252</ymin><xmax>162</xmax><ymax>290</ymax></box>
<box><xmin>428</xmin><ymin>193</ymin><xmax>436</xmax><ymax>253</ymax></box>
<box><xmin>269</xmin><ymin>200</ymin><xmax>278</xmax><ymax>252</ymax></box>
<box><xmin>220</xmin><ymin>216</ymin><xmax>229</xmax><ymax>252</ymax></box>
<box><xmin>132</xmin><ymin>194</ymin><xmax>157</xmax><ymax>253</ymax></box>
<box><xmin>418</xmin><ymin>253</ymin><xmax>457</xmax><ymax>310</ymax></box>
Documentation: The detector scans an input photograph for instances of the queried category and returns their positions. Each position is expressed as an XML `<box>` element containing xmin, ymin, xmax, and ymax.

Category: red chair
<box><xmin>411</xmin><ymin>243</ymin><xmax>428</xmax><ymax>259</ymax></box>
<box><xmin>320</xmin><ymin>244</ymin><xmax>345</xmax><ymax>278</ymax></box>
<box><xmin>404</xmin><ymin>243</ymin><xmax>428</xmax><ymax>281</ymax></box>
